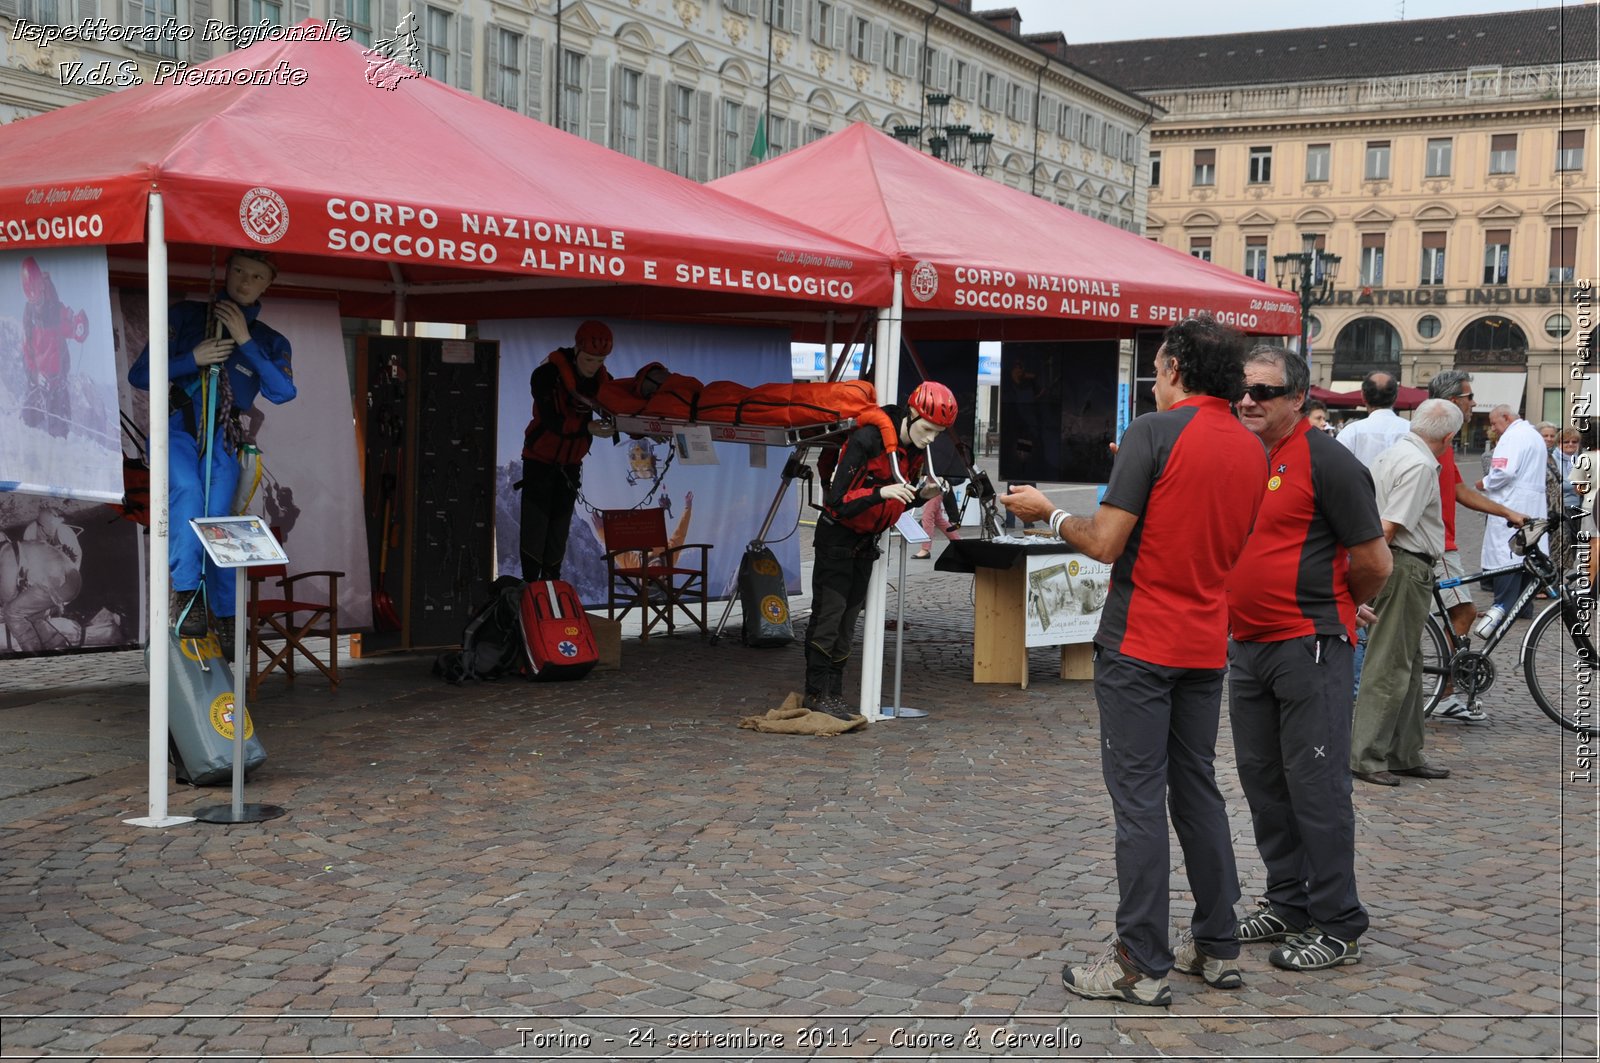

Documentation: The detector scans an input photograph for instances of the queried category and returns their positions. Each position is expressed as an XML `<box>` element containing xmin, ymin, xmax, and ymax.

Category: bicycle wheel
<box><xmin>1523</xmin><ymin>600</ymin><xmax>1593</xmax><ymax>733</ymax></box>
<box><xmin>1418</xmin><ymin>614</ymin><xmax>1449</xmax><ymax>713</ymax></box>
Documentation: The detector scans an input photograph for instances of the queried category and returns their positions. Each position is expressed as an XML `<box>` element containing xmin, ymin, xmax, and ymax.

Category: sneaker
<box><xmin>1172</xmin><ymin>931</ymin><xmax>1243</xmax><ymax>989</ymax></box>
<box><xmin>803</xmin><ymin>694</ymin><xmax>859</xmax><ymax>721</ymax></box>
<box><xmin>1428</xmin><ymin>695</ymin><xmax>1488</xmax><ymax>723</ymax></box>
<box><xmin>1269</xmin><ymin>929</ymin><xmax>1360</xmax><ymax>971</ymax></box>
<box><xmin>1236</xmin><ymin>899</ymin><xmax>1305</xmax><ymax>943</ymax></box>
<box><xmin>172</xmin><ymin>589</ymin><xmax>208</xmax><ymax>639</ymax></box>
<box><xmin>1061</xmin><ymin>938</ymin><xmax>1171</xmax><ymax>1007</ymax></box>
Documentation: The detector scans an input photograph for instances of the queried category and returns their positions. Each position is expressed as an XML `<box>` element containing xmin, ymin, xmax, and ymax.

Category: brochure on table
<box><xmin>1024</xmin><ymin>552</ymin><xmax>1111</xmax><ymax>647</ymax></box>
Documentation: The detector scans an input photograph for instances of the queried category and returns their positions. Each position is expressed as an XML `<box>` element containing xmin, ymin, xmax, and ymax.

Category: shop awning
<box><xmin>1465</xmin><ymin>371</ymin><xmax>1529</xmax><ymax>415</ymax></box>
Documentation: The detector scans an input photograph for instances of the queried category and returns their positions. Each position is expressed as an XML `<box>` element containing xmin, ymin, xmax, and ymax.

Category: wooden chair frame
<box><xmin>247</xmin><ymin>566</ymin><xmax>343</xmax><ymax>699</ymax></box>
<box><xmin>600</xmin><ymin>508</ymin><xmax>712</xmax><ymax>640</ymax></box>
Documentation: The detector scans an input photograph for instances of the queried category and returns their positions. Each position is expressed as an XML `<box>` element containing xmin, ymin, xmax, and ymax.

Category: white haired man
<box><xmin>1350</xmin><ymin>398</ymin><xmax>1464</xmax><ymax>788</ymax></box>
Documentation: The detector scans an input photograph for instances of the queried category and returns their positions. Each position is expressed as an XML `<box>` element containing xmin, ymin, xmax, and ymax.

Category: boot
<box><xmin>172</xmin><ymin>588</ymin><xmax>208</xmax><ymax>638</ymax></box>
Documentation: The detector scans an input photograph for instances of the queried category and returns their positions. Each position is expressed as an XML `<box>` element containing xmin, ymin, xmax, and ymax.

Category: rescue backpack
<box><xmin>434</xmin><ymin>576</ymin><xmax>528</xmax><ymax>684</ymax></box>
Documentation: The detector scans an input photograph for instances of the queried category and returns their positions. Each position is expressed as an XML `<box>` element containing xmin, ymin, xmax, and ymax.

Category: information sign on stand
<box><xmin>189</xmin><ymin>517</ymin><xmax>288</xmax><ymax>826</ymax></box>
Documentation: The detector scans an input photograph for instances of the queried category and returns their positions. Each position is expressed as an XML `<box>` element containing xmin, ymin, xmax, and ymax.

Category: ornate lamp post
<box><xmin>1273</xmin><ymin>250</ymin><xmax>1341</xmax><ymax>366</ymax></box>
<box><xmin>897</xmin><ymin>93</ymin><xmax>994</xmax><ymax>176</ymax></box>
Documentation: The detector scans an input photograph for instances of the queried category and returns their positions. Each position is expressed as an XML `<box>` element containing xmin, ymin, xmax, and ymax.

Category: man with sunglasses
<box><xmin>1225</xmin><ymin>345</ymin><xmax>1390</xmax><ymax>973</ymax></box>
<box><xmin>1001</xmin><ymin>314</ymin><xmax>1265</xmax><ymax>1006</ymax></box>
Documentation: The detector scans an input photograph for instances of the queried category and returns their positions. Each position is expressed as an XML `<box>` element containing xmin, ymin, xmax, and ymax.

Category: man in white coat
<box><xmin>1475</xmin><ymin>404</ymin><xmax>1547</xmax><ymax>619</ymax></box>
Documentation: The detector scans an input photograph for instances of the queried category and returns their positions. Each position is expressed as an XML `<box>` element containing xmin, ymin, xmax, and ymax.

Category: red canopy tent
<box><xmin>0</xmin><ymin>28</ymin><xmax>897</xmax><ymax>825</ymax></box>
<box><xmin>0</xmin><ymin>28</ymin><xmax>892</xmax><ymax>323</ymax></box>
<box><xmin>713</xmin><ymin>123</ymin><xmax>1300</xmax><ymax>341</ymax></box>
<box><xmin>713</xmin><ymin>124</ymin><xmax>1300</xmax><ymax>712</ymax></box>
<box><xmin>1311</xmin><ymin>384</ymin><xmax>1428</xmax><ymax>411</ymax></box>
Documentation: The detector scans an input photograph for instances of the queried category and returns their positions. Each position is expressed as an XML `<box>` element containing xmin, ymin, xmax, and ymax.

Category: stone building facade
<box><xmin>0</xmin><ymin>0</ymin><xmax>1156</xmax><ymax>229</ymax></box>
<box><xmin>1067</xmin><ymin>7</ymin><xmax>1599</xmax><ymax>429</ymax></box>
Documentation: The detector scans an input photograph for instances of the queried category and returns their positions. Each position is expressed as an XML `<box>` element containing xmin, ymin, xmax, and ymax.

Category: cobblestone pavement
<box><xmin>1</xmin><ymin>487</ymin><xmax>1595</xmax><ymax>1061</ymax></box>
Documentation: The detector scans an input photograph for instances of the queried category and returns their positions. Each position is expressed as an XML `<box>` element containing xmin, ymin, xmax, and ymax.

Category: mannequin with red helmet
<box><xmin>519</xmin><ymin>320</ymin><xmax>618</xmax><ymax>580</ymax></box>
<box><xmin>798</xmin><ymin>380</ymin><xmax>959</xmax><ymax>719</ymax></box>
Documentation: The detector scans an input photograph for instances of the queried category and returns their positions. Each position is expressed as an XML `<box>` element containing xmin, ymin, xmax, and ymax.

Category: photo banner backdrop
<box><xmin>484</xmin><ymin>318</ymin><xmax>801</xmax><ymax>610</ymax></box>
<box><xmin>115</xmin><ymin>291</ymin><xmax>372</xmax><ymax>629</ymax></box>
<box><xmin>0</xmin><ymin>247</ymin><xmax>122</xmax><ymax>502</ymax></box>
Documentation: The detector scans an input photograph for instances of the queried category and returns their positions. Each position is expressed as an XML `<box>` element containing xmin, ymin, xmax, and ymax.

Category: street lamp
<box><xmin>1273</xmin><ymin>250</ymin><xmax>1341</xmax><ymax>364</ymax></box>
<box><xmin>898</xmin><ymin>93</ymin><xmax>994</xmax><ymax>177</ymax></box>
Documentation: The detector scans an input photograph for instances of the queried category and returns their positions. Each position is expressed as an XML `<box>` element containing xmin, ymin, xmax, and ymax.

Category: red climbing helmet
<box><xmin>574</xmin><ymin>320</ymin><xmax>613</xmax><ymax>357</ymax></box>
<box><xmin>908</xmin><ymin>380</ymin><xmax>958</xmax><ymax>428</ymax></box>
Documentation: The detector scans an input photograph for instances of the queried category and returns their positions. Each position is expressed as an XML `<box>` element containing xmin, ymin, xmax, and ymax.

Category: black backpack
<box><xmin>434</xmin><ymin>576</ymin><xmax>528</xmax><ymax>684</ymax></box>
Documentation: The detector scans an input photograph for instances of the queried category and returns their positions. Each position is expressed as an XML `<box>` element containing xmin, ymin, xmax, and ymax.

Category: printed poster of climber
<box><xmin>0</xmin><ymin>248</ymin><xmax>122</xmax><ymax>503</ymax></box>
<box><xmin>484</xmin><ymin>318</ymin><xmax>801</xmax><ymax>610</ymax></box>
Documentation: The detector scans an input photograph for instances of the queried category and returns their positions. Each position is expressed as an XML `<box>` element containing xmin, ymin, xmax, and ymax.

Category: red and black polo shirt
<box><xmin>1096</xmin><ymin>395</ymin><xmax>1267</xmax><ymax>669</ymax></box>
<box><xmin>1227</xmin><ymin>419</ymin><xmax>1384</xmax><ymax>643</ymax></box>
<box><xmin>1438</xmin><ymin>446</ymin><xmax>1464</xmax><ymax>553</ymax></box>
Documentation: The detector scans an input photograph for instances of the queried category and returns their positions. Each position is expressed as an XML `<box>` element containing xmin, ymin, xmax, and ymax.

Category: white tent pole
<box><xmin>857</xmin><ymin>271</ymin><xmax>903</xmax><ymax>721</ymax></box>
<box><xmin>127</xmin><ymin>192</ymin><xmax>192</xmax><ymax>829</ymax></box>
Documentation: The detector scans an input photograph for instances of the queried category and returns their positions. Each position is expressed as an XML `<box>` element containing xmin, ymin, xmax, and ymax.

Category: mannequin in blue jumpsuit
<box><xmin>130</xmin><ymin>250</ymin><xmax>296</xmax><ymax>638</ymax></box>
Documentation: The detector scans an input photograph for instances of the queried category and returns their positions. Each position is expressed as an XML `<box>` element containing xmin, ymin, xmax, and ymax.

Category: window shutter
<box><xmin>291</xmin><ymin>0</ymin><xmax>310</xmax><ymax>23</ymax></box>
<box><xmin>832</xmin><ymin>4</ymin><xmax>848</xmax><ymax>50</ymax></box>
<box><xmin>188</xmin><ymin>0</ymin><xmax>210</xmax><ymax>59</ymax></box>
<box><xmin>786</xmin><ymin>0</ymin><xmax>802</xmax><ymax>32</ymax></box>
<box><xmin>742</xmin><ymin>104</ymin><xmax>758</xmax><ymax>168</ymax></box>
<box><xmin>525</xmin><ymin>37</ymin><xmax>543</xmax><ymax>118</ymax></box>
<box><xmin>869</xmin><ymin>22</ymin><xmax>884</xmax><ymax>65</ymax></box>
<box><xmin>608</xmin><ymin>65</ymin><xmax>623</xmax><ymax>150</ymax></box>
<box><xmin>1422</xmin><ymin>231</ymin><xmax>1447</xmax><ymax>249</ymax></box>
<box><xmin>0</xmin><ymin>0</ymin><xmax>19</xmax><ymax>17</ymax></box>
<box><xmin>79</xmin><ymin>0</ymin><xmax>99</xmax><ymax>16</ymax></box>
<box><xmin>332</xmin><ymin>0</ymin><xmax>345</xmax><ymax>18</ymax></box>
<box><xmin>379</xmin><ymin>0</ymin><xmax>397</xmax><ymax>43</ymax></box>
<box><xmin>588</xmin><ymin>56</ymin><xmax>609</xmax><ymax>145</ymax></box>
<box><xmin>809</xmin><ymin>0</ymin><xmax>824</xmax><ymax>44</ymax></box>
<box><xmin>124</xmin><ymin>0</ymin><xmax>146</xmax><ymax>30</ymax></box>
<box><xmin>456</xmin><ymin>15</ymin><xmax>473</xmax><ymax>90</ymax></box>
<box><xmin>904</xmin><ymin>39</ymin><xmax>918</xmax><ymax>81</ymax></box>
<box><xmin>482</xmin><ymin>24</ymin><xmax>500</xmax><ymax>104</ymax></box>
<box><xmin>696</xmin><ymin>90</ymin><xmax>713</xmax><ymax>181</ymax></box>
<box><xmin>645</xmin><ymin>75</ymin><xmax>663</xmax><ymax>166</ymax></box>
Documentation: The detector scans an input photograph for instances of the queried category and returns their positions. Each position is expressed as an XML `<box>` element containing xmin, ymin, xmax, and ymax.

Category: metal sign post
<box><xmin>881</xmin><ymin>513</ymin><xmax>930</xmax><ymax>720</ymax></box>
<box><xmin>189</xmin><ymin>517</ymin><xmax>288</xmax><ymax>825</ymax></box>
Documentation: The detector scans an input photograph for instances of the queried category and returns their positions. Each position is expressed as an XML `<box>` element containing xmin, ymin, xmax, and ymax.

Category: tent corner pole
<box><xmin>126</xmin><ymin>191</ymin><xmax>193</xmax><ymax>829</ymax></box>
<box><xmin>857</xmin><ymin>271</ymin><xmax>904</xmax><ymax>722</ymax></box>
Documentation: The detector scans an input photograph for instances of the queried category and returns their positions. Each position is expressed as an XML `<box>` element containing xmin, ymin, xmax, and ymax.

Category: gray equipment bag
<box><xmin>156</xmin><ymin>632</ymin><xmax>266</xmax><ymax>786</ymax></box>
<box><xmin>739</xmin><ymin>546</ymin><xmax>794</xmax><ymax>647</ymax></box>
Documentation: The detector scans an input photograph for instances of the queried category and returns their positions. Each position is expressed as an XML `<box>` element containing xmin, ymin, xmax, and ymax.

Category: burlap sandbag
<box><xmin>738</xmin><ymin>692</ymin><xmax>867</xmax><ymax>735</ymax></box>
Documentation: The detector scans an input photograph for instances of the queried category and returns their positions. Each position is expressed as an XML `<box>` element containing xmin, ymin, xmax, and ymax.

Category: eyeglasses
<box><xmin>1241</xmin><ymin>384</ymin><xmax>1292</xmax><ymax>402</ymax></box>
<box><xmin>1454</xmin><ymin>392</ymin><xmax>1474</xmax><ymax>402</ymax></box>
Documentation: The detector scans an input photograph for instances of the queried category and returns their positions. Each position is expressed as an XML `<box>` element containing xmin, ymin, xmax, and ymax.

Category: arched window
<box><xmin>1455</xmin><ymin>315</ymin><xmax>1528</xmax><ymax>356</ymax></box>
<box><xmin>1333</xmin><ymin>316</ymin><xmax>1402</xmax><ymax>362</ymax></box>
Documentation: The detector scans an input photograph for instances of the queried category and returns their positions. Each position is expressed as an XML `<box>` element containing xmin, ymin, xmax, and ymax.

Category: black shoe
<box><xmin>1394</xmin><ymin>763</ymin><xmax>1450</xmax><ymax>779</ymax></box>
<box><xmin>804</xmin><ymin>694</ymin><xmax>859</xmax><ymax>720</ymax></box>
<box><xmin>1353</xmin><ymin>769</ymin><xmax>1401</xmax><ymax>787</ymax></box>
<box><xmin>173</xmin><ymin>589</ymin><xmax>208</xmax><ymax>638</ymax></box>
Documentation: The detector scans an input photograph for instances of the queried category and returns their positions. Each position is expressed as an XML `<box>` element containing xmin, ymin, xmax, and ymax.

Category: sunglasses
<box><xmin>1241</xmin><ymin>384</ymin><xmax>1292</xmax><ymax>402</ymax></box>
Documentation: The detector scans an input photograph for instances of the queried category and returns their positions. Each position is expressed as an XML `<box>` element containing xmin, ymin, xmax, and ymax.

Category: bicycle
<box><xmin>1419</xmin><ymin>519</ymin><xmax>1595</xmax><ymax>733</ymax></box>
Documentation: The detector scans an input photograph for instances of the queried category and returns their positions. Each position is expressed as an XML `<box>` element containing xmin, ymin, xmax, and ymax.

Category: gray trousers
<box><xmin>1094</xmin><ymin>644</ymin><xmax>1240</xmax><ymax>977</ymax></box>
<box><xmin>1229</xmin><ymin>635</ymin><xmax>1369</xmax><ymax>942</ymax></box>
<box><xmin>1350</xmin><ymin>549</ymin><xmax>1434</xmax><ymax>773</ymax></box>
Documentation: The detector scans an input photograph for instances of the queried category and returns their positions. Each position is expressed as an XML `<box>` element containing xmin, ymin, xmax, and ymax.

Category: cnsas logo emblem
<box><xmin>761</xmin><ymin>595</ymin><xmax>789</xmax><ymax>623</ymax></box>
<box><xmin>239</xmin><ymin>186</ymin><xmax>290</xmax><ymax>244</ymax></box>
<box><xmin>208</xmin><ymin>692</ymin><xmax>255</xmax><ymax>741</ymax></box>
<box><xmin>752</xmin><ymin>557</ymin><xmax>781</xmax><ymax>577</ymax></box>
<box><xmin>1267</xmin><ymin>475</ymin><xmax>1283</xmax><ymax>492</ymax></box>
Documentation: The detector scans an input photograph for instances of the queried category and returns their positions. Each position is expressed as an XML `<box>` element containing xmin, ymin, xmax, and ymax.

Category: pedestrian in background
<box><xmin>1002</xmin><ymin>314</ymin><xmax>1265</xmax><ymax>1007</ymax></box>
<box><xmin>1336</xmin><ymin>370</ymin><xmax>1410</xmax><ymax>466</ymax></box>
<box><xmin>1418</xmin><ymin>372</ymin><xmax>1530</xmax><ymax>725</ymax></box>
<box><xmin>1350</xmin><ymin>398</ymin><xmax>1463</xmax><ymax>787</ymax></box>
<box><xmin>1474</xmin><ymin>404</ymin><xmax>1546</xmax><ymax>622</ymax></box>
